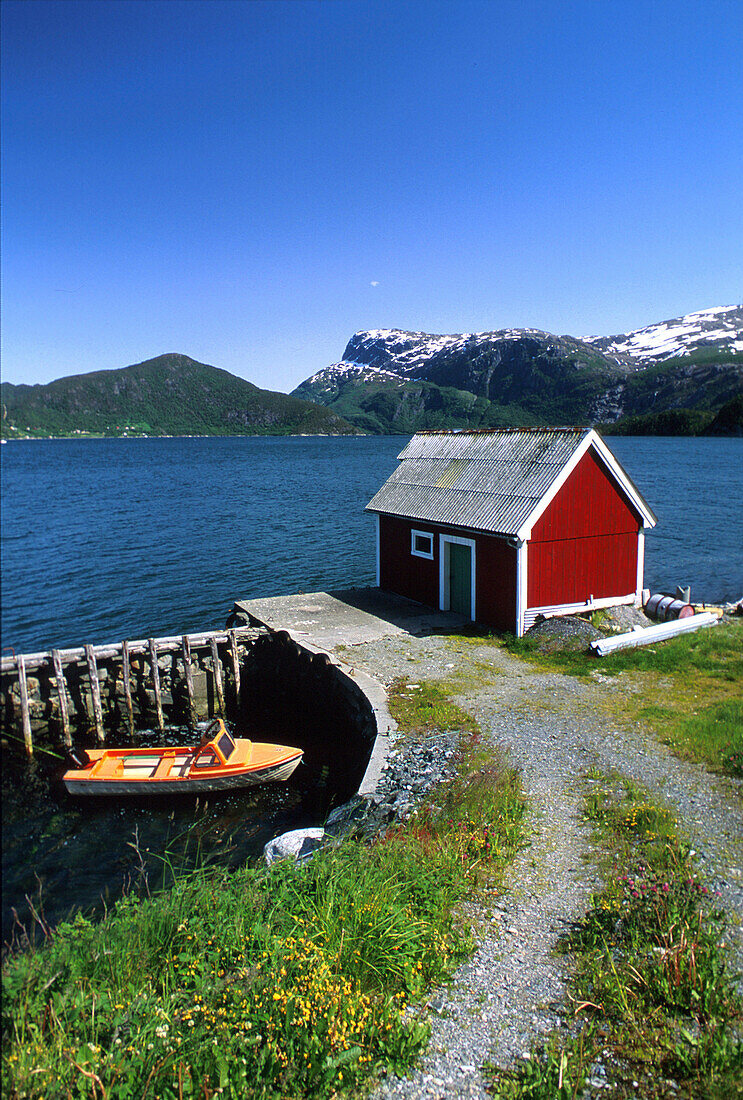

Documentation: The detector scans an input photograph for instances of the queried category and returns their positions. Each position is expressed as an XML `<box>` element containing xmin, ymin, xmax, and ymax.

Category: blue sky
<box><xmin>2</xmin><ymin>0</ymin><xmax>741</xmax><ymax>391</ymax></box>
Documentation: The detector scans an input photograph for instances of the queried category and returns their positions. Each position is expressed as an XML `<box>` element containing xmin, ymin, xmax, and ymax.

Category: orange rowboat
<box><xmin>62</xmin><ymin>719</ymin><xmax>303</xmax><ymax>796</ymax></box>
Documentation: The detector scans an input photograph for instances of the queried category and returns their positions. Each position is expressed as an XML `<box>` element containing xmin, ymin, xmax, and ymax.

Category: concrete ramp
<box><xmin>230</xmin><ymin>587</ymin><xmax>470</xmax><ymax>651</ymax></box>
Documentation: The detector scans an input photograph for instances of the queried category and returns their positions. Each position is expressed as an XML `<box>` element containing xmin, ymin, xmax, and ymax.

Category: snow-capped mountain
<box><xmin>292</xmin><ymin>306</ymin><xmax>743</xmax><ymax>434</ymax></box>
<box><xmin>298</xmin><ymin>360</ymin><xmax>405</xmax><ymax>402</ymax></box>
<box><xmin>299</xmin><ymin>327</ymin><xmax>618</xmax><ymax>395</ymax></box>
<box><xmin>586</xmin><ymin>304</ymin><xmax>743</xmax><ymax>364</ymax></box>
<box><xmin>338</xmin><ymin>327</ymin><xmax>548</xmax><ymax>376</ymax></box>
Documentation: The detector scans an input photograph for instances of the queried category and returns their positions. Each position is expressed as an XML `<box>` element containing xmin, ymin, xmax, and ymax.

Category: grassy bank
<box><xmin>2</xmin><ymin>681</ymin><xmax>525</xmax><ymax>1099</ymax></box>
<box><xmin>486</xmin><ymin>773</ymin><xmax>743</xmax><ymax>1099</ymax></box>
<box><xmin>506</xmin><ymin>618</ymin><xmax>743</xmax><ymax>778</ymax></box>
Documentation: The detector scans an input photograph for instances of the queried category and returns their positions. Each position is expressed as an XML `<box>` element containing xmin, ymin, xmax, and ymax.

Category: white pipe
<box><xmin>590</xmin><ymin>612</ymin><xmax>718</xmax><ymax>657</ymax></box>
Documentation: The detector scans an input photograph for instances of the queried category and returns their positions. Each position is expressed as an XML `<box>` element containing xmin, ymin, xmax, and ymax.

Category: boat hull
<box><xmin>62</xmin><ymin>722</ymin><xmax>303</xmax><ymax>797</ymax></box>
<box><xmin>63</xmin><ymin>752</ymin><xmax>302</xmax><ymax>796</ymax></box>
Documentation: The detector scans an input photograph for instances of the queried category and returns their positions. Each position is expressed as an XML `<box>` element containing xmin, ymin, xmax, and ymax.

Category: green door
<box><xmin>448</xmin><ymin>543</ymin><xmax>472</xmax><ymax>617</ymax></box>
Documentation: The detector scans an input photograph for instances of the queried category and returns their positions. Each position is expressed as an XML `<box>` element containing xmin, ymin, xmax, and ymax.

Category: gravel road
<box><xmin>337</xmin><ymin>631</ymin><xmax>743</xmax><ymax>1100</ymax></box>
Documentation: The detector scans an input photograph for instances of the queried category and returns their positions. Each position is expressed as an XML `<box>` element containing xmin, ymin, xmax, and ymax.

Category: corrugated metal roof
<box><xmin>366</xmin><ymin>428</ymin><xmax>593</xmax><ymax>536</ymax></box>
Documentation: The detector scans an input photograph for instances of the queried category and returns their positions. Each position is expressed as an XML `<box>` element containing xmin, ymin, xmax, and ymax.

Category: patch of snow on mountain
<box><xmin>685</xmin><ymin>305</ymin><xmax>739</xmax><ymax>320</ymax></box>
<box><xmin>588</xmin><ymin>305</ymin><xmax>742</xmax><ymax>363</ymax></box>
<box><xmin>304</xmin><ymin>361</ymin><xmax>403</xmax><ymax>385</ymax></box>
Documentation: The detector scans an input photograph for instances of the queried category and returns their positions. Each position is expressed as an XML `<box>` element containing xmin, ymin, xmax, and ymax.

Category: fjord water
<box><xmin>1</xmin><ymin>436</ymin><xmax>399</xmax><ymax>653</ymax></box>
<box><xmin>1</xmin><ymin>435</ymin><xmax>741</xmax><ymax>655</ymax></box>
<box><xmin>1</xmin><ymin>435</ymin><xmax>741</xmax><ymax>940</ymax></box>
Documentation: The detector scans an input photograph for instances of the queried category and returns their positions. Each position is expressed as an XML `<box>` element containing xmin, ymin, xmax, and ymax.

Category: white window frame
<box><xmin>411</xmin><ymin>529</ymin><xmax>435</xmax><ymax>560</ymax></box>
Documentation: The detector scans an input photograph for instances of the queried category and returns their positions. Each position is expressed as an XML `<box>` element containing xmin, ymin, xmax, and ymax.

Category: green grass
<box><xmin>2</xmin><ymin>679</ymin><xmax>526</xmax><ymax>1098</ymax></box>
<box><xmin>505</xmin><ymin>617</ymin><xmax>742</xmax><ymax>681</ymax></box>
<box><xmin>663</xmin><ymin>699</ymin><xmax>743</xmax><ymax>777</ymax></box>
<box><xmin>503</xmin><ymin>619</ymin><xmax>743</xmax><ymax>778</ymax></box>
<box><xmin>388</xmin><ymin>677</ymin><xmax>481</xmax><ymax>738</ymax></box>
<box><xmin>485</xmin><ymin>774</ymin><xmax>743</xmax><ymax>1099</ymax></box>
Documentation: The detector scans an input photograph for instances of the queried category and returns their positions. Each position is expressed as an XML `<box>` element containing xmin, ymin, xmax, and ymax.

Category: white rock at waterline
<box><xmin>263</xmin><ymin>828</ymin><xmax>326</xmax><ymax>865</ymax></box>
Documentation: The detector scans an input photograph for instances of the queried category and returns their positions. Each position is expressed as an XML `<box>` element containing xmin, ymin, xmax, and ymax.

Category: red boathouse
<box><xmin>365</xmin><ymin>428</ymin><xmax>657</xmax><ymax>636</ymax></box>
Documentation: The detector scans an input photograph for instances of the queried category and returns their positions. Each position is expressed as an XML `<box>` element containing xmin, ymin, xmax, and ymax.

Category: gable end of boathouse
<box><xmin>365</xmin><ymin>428</ymin><xmax>657</xmax><ymax>637</ymax></box>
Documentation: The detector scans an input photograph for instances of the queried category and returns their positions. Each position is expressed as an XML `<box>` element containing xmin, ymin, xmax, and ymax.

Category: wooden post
<box><xmin>209</xmin><ymin>636</ymin><xmax>225</xmax><ymax>716</ymax></box>
<box><xmin>228</xmin><ymin>629</ymin><xmax>240</xmax><ymax>710</ymax></box>
<box><xmin>121</xmin><ymin>640</ymin><xmax>135</xmax><ymax>735</ymax></box>
<box><xmin>84</xmin><ymin>645</ymin><xmax>105</xmax><ymax>743</ymax></box>
<box><xmin>51</xmin><ymin>650</ymin><xmax>72</xmax><ymax>748</ymax></box>
<box><xmin>148</xmin><ymin>639</ymin><xmax>165</xmax><ymax>731</ymax></box>
<box><xmin>16</xmin><ymin>654</ymin><xmax>33</xmax><ymax>756</ymax></box>
<box><xmin>181</xmin><ymin>635</ymin><xmax>196</xmax><ymax>725</ymax></box>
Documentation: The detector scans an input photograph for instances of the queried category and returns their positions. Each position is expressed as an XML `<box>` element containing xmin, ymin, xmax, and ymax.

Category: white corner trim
<box><xmin>410</xmin><ymin>528</ymin><xmax>435</xmax><ymax>560</ymax></box>
<box><xmin>516</xmin><ymin>539</ymin><xmax>528</xmax><ymax>637</ymax></box>
<box><xmin>635</xmin><ymin>530</ymin><xmax>645</xmax><ymax>602</ymax></box>
<box><xmin>375</xmin><ymin>514</ymin><xmax>380</xmax><ymax>587</ymax></box>
<box><xmin>516</xmin><ymin>429</ymin><xmax>657</xmax><ymax>541</ymax></box>
<box><xmin>439</xmin><ymin>533</ymin><xmax>476</xmax><ymax>619</ymax></box>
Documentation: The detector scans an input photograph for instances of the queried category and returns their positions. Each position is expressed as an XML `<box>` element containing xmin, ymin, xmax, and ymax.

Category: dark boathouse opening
<box><xmin>238</xmin><ymin>630</ymin><xmax>378</xmax><ymax>806</ymax></box>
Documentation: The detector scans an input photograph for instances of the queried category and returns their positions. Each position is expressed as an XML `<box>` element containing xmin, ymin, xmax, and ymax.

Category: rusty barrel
<box><xmin>644</xmin><ymin>593</ymin><xmax>695</xmax><ymax>622</ymax></box>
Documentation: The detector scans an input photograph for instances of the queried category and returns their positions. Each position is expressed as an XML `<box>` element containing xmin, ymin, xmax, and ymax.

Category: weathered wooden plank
<box><xmin>16</xmin><ymin>654</ymin><xmax>33</xmax><ymax>755</ymax></box>
<box><xmin>121</xmin><ymin>640</ymin><xmax>135</xmax><ymax>735</ymax></box>
<box><xmin>181</xmin><ymin>635</ymin><xmax>196</xmax><ymax>725</ymax></box>
<box><xmin>210</xmin><ymin>637</ymin><xmax>225</xmax><ymax>716</ymax></box>
<box><xmin>228</xmin><ymin>629</ymin><xmax>240</xmax><ymax>706</ymax></box>
<box><xmin>84</xmin><ymin>645</ymin><xmax>105</xmax><ymax>743</ymax></box>
<box><xmin>1</xmin><ymin>627</ymin><xmax>259</xmax><ymax>674</ymax></box>
<box><xmin>148</xmin><ymin>639</ymin><xmax>165</xmax><ymax>731</ymax></box>
<box><xmin>51</xmin><ymin>650</ymin><xmax>72</xmax><ymax>748</ymax></box>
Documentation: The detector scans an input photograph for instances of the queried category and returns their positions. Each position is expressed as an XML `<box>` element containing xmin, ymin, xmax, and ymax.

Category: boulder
<box><xmin>599</xmin><ymin>604</ymin><xmax>653</xmax><ymax>633</ymax></box>
<box><xmin>324</xmin><ymin>796</ymin><xmax>371</xmax><ymax>836</ymax></box>
<box><xmin>263</xmin><ymin>827</ymin><xmax>326</xmax><ymax>865</ymax></box>
<box><xmin>525</xmin><ymin>616</ymin><xmax>603</xmax><ymax>654</ymax></box>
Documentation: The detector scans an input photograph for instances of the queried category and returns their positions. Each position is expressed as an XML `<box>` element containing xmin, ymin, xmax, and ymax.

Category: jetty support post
<box><xmin>148</xmin><ymin>639</ymin><xmax>165</xmax><ymax>731</ymax></box>
<box><xmin>209</xmin><ymin>637</ymin><xmax>225</xmax><ymax>716</ymax></box>
<box><xmin>84</xmin><ymin>645</ymin><xmax>105</xmax><ymax>743</ymax></box>
<box><xmin>181</xmin><ymin>635</ymin><xmax>196</xmax><ymax>726</ymax></box>
<box><xmin>228</xmin><ymin>629</ymin><xmax>240</xmax><ymax>712</ymax></box>
<box><xmin>51</xmin><ymin>649</ymin><xmax>72</xmax><ymax>748</ymax></box>
<box><xmin>121</xmin><ymin>640</ymin><xmax>135</xmax><ymax>735</ymax></box>
<box><xmin>16</xmin><ymin>654</ymin><xmax>33</xmax><ymax>756</ymax></box>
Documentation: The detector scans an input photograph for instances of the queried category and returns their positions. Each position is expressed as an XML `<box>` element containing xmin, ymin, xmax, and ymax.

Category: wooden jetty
<box><xmin>1</xmin><ymin>627</ymin><xmax>257</xmax><ymax>755</ymax></box>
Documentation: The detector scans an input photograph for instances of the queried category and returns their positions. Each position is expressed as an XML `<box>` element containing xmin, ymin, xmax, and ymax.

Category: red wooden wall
<box><xmin>378</xmin><ymin>515</ymin><xmax>518</xmax><ymax>632</ymax></box>
<box><xmin>473</xmin><ymin>532</ymin><xmax>517</xmax><ymax>632</ymax></box>
<box><xmin>379</xmin><ymin>515</ymin><xmax>439</xmax><ymax>608</ymax></box>
<box><xmin>527</xmin><ymin>450</ymin><xmax>641</xmax><ymax>607</ymax></box>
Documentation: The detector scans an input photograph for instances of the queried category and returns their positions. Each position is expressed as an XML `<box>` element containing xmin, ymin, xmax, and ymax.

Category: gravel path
<box><xmin>338</xmin><ymin>631</ymin><xmax>743</xmax><ymax>1099</ymax></box>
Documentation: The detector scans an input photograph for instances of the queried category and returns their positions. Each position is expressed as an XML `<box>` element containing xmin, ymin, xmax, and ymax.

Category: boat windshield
<box><xmin>216</xmin><ymin>730</ymin><xmax>236</xmax><ymax>761</ymax></box>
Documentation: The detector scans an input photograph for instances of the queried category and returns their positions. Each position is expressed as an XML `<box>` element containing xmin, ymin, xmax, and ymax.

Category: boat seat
<box><xmin>119</xmin><ymin>757</ymin><xmax>160</xmax><ymax>777</ymax></box>
<box><xmin>153</xmin><ymin>754</ymin><xmax>174</xmax><ymax>779</ymax></box>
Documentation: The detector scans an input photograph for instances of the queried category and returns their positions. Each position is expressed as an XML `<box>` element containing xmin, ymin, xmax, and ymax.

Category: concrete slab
<box><xmin>229</xmin><ymin>588</ymin><xmax>470</xmax><ymax>799</ymax></box>
<box><xmin>231</xmin><ymin>587</ymin><xmax>470</xmax><ymax>651</ymax></box>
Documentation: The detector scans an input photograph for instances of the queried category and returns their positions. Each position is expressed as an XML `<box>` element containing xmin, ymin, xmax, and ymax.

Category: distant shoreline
<box><xmin>1</xmin><ymin>431</ymin><xmax>373</xmax><ymax>441</ymax></box>
<box><xmin>2</xmin><ymin>428</ymin><xmax>741</xmax><ymax>442</ymax></box>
